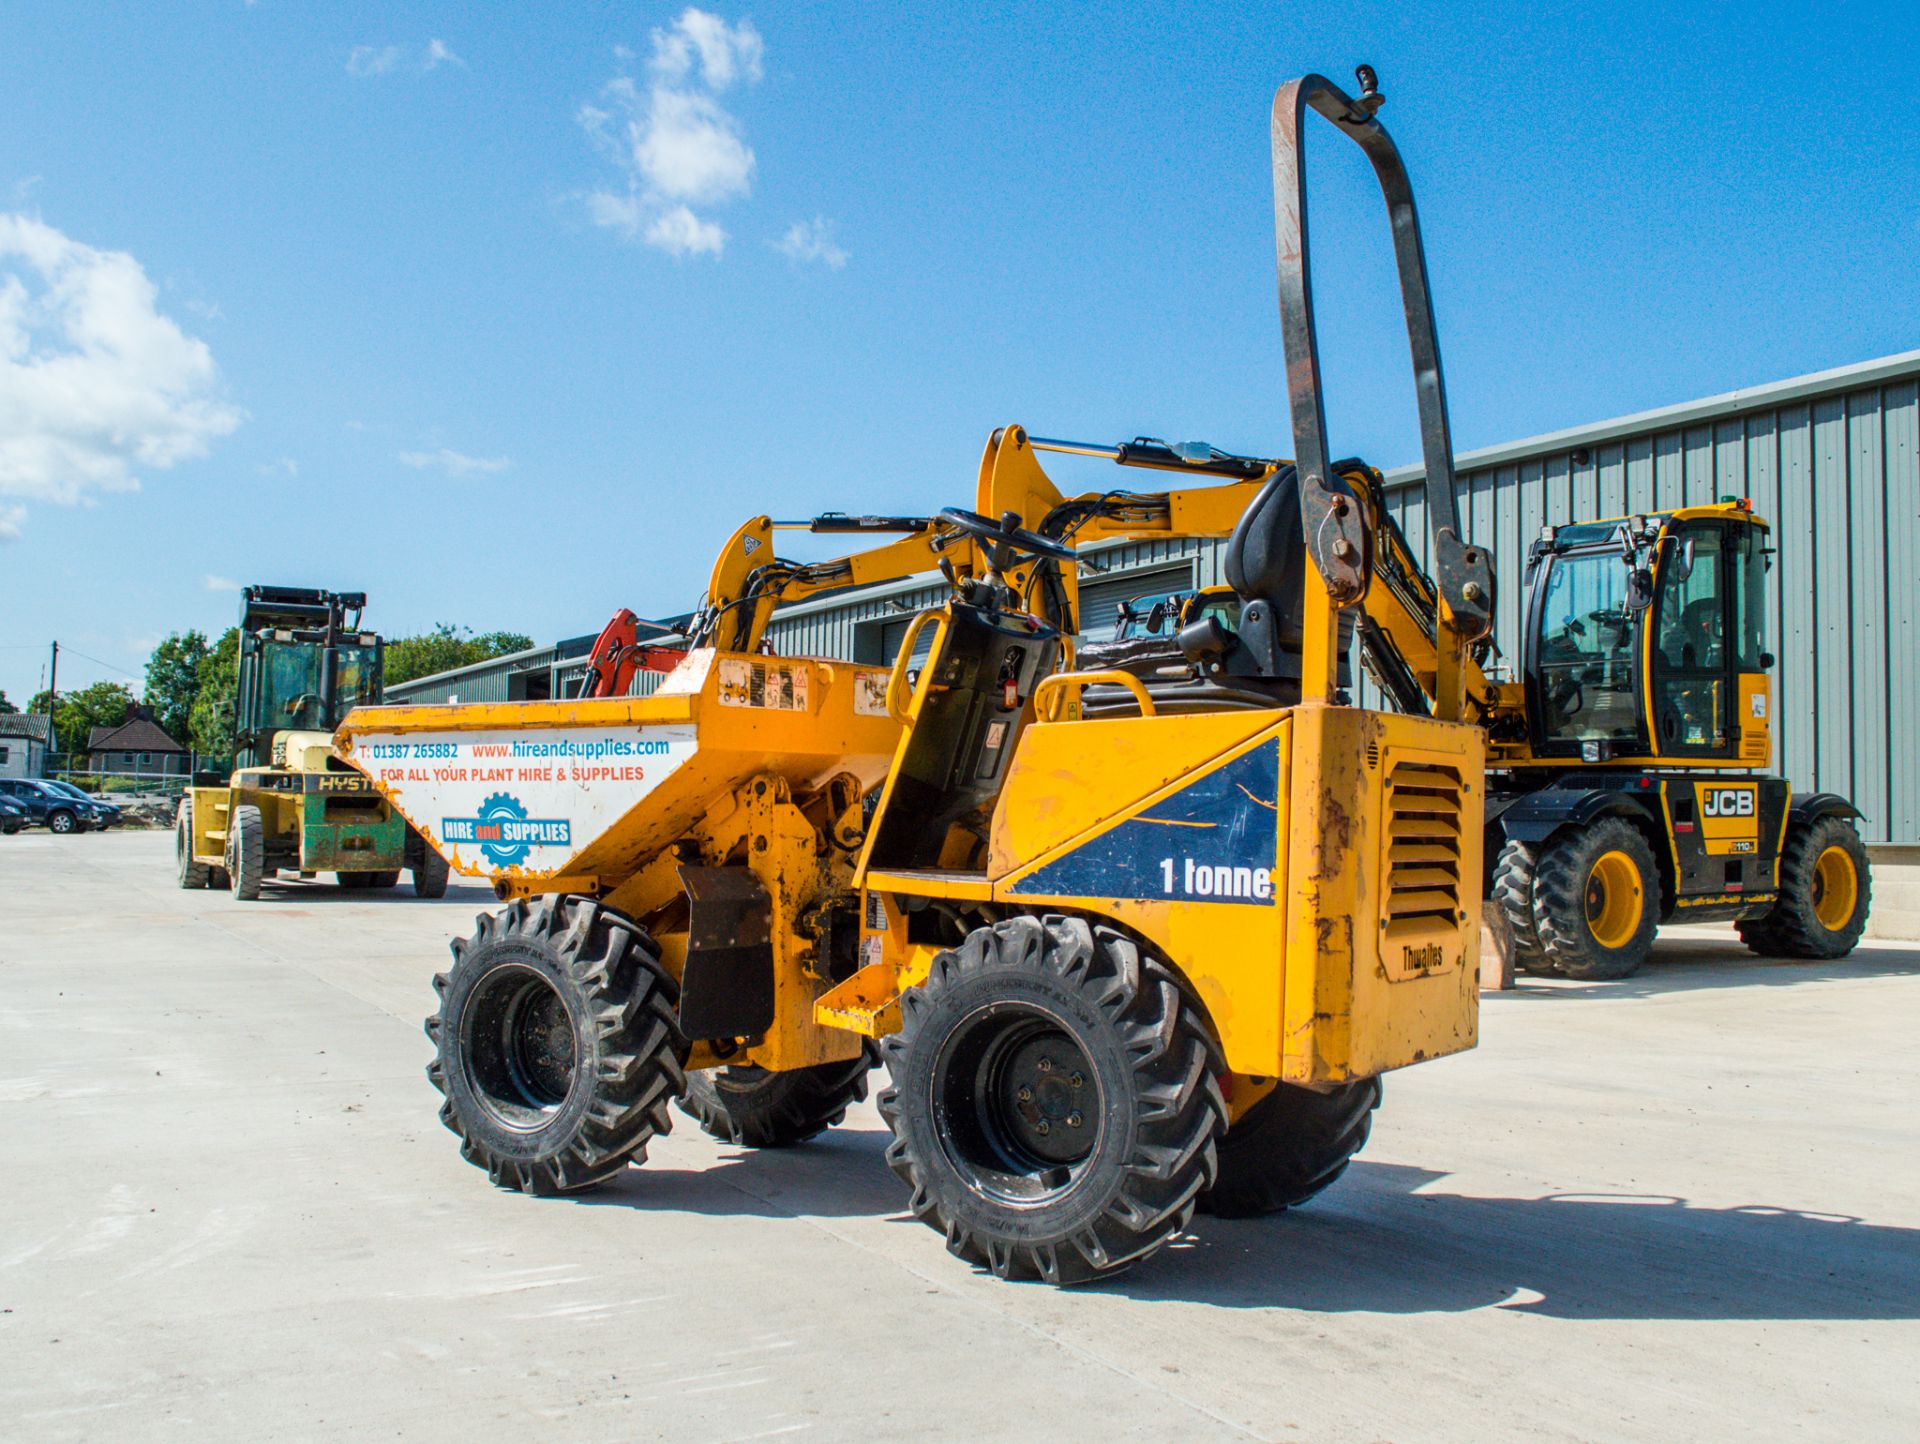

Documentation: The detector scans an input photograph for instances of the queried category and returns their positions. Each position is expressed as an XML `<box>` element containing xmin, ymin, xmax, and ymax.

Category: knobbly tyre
<box><xmin>336</xmin><ymin>69</ymin><xmax>1494</xmax><ymax>1284</ymax></box>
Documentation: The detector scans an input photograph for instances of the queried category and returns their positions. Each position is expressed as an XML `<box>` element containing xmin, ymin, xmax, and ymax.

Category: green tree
<box><xmin>385</xmin><ymin>624</ymin><xmax>534</xmax><ymax>687</ymax></box>
<box><xmin>0</xmin><ymin>689</ymin><xmax>16</xmax><ymax>713</ymax></box>
<box><xmin>144</xmin><ymin>631</ymin><xmax>210</xmax><ymax>744</ymax></box>
<box><xmin>189</xmin><ymin>628</ymin><xmax>240</xmax><ymax>759</ymax></box>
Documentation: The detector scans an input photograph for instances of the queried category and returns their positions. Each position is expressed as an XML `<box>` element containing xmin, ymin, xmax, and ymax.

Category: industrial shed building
<box><xmin>390</xmin><ymin>349</ymin><xmax>1920</xmax><ymax>847</ymax></box>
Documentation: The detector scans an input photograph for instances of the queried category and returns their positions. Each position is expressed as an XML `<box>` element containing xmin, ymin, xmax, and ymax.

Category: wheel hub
<box><xmin>932</xmin><ymin>1006</ymin><xmax>1100</xmax><ymax>1203</ymax></box>
<box><xmin>999</xmin><ymin>1035</ymin><xmax>1092</xmax><ymax>1164</ymax></box>
<box><xmin>460</xmin><ymin>964</ymin><xmax>577</xmax><ymax>1129</ymax></box>
<box><xmin>1584</xmin><ymin>849</ymin><xmax>1641</xmax><ymax>950</ymax></box>
<box><xmin>1811</xmin><ymin>845</ymin><xmax>1857</xmax><ymax>931</ymax></box>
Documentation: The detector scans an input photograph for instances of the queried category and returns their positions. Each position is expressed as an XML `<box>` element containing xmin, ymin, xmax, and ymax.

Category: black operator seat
<box><xmin>1077</xmin><ymin>463</ymin><xmax>1355</xmax><ymax>717</ymax></box>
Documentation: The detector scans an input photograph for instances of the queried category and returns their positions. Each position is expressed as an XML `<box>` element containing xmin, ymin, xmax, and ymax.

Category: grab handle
<box><xmin>1032</xmin><ymin>670</ymin><xmax>1158</xmax><ymax>722</ymax></box>
<box><xmin>884</xmin><ymin>611</ymin><xmax>949</xmax><ymax>723</ymax></box>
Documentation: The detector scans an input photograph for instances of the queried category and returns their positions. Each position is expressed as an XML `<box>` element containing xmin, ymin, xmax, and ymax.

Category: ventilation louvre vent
<box><xmin>1383</xmin><ymin>759</ymin><xmax>1464</xmax><ymax>945</ymax></box>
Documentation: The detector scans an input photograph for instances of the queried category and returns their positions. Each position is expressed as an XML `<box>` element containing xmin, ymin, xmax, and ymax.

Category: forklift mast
<box><xmin>232</xmin><ymin>586</ymin><xmax>384</xmax><ymax>767</ymax></box>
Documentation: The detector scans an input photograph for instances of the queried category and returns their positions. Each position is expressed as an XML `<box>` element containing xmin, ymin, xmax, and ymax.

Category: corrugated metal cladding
<box><xmin>762</xmin><ymin>352</ymin><xmax>1920</xmax><ymax>845</ymax></box>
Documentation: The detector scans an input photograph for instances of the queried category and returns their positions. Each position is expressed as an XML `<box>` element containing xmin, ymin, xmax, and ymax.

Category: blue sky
<box><xmin>3</xmin><ymin>0</ymin><xmax>1916</xmax><ymax>705</ymax></box>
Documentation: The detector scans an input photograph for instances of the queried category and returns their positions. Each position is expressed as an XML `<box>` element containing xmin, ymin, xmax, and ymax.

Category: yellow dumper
<box><xmin>338</xmin><ymin>69</ymin><xmax>1494</xmax><ymax>1283</ymax></box>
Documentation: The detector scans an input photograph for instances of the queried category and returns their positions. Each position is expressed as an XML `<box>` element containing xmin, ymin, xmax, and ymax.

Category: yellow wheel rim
<box><xmin>1585</xmin><ymin>850</ymin><xmax>1643</xmax><ymax>950</ymax></box>
<box><xmin>1811</xmin><ymin>845</ymin><xmax>1858</xmax><ymax>931</ymax></box>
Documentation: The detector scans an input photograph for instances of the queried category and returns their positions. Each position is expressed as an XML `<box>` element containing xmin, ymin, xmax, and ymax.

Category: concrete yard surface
<box><xmin>2</xmin><ymin>830</ymin><xmax>1916</xmax><ymax>1442</ymax></box>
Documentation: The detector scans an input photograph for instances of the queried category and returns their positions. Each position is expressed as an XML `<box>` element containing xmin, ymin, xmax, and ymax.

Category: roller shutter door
<box><xmin>1075</xmin><ymin>562</ymin><xmax>1197</xmax><ymax>641</ymax></box>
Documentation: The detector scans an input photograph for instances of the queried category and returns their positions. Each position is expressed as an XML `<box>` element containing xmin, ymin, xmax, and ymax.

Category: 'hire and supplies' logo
<box><xmin>443</xmin><ymin>792</ymin><xmax>570</xmax><ymax>867</ymax></box>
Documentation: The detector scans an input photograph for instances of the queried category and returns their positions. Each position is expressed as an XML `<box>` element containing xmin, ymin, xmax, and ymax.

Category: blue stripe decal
<box><xmin>1006</xmin><ymin>740</ymin><xmax>1280</xmax><ymax>905</ymax></box>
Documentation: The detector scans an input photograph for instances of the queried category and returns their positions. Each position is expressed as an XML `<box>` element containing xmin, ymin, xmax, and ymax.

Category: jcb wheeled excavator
<box><xmin>338</xmin><ymin>70</ymin><xmax>1496</xmax><ymax>1284</ymax></box>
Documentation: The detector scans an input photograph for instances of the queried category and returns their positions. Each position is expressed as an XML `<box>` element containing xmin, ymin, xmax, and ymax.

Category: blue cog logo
<box><xmin>476</xmin><ymin>792</ymin><xmax>530</xmax><ymax>867</ymax></box>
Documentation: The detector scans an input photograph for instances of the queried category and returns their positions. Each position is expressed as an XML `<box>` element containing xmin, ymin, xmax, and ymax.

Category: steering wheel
<box><xmin>936</xmin><ymin>507</ymin><xmax>1078</xmax><ymax>565</ymax></box>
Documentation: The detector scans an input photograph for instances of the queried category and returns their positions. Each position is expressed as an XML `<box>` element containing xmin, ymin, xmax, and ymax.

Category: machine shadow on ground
<box><xmin>1503</xmin><ymin>938</ymin><xmax>1920</xmax><ymax>1000</ymax></box>
<box><xmin>559</xmin><ymin>1120</ymin><xmax>1920</xmax><ymax>1323</ymax></box>
<box><xmin>218</xmin><ymin>879</ymin><xmax>497</xmax><ymax>907</ymax></box>
<box><xmin>567</xmin><ymin>1122</ymin><xmax>905</xmax><ymax>1223</ymax></box>
<box><xmin>1108</xmin><ymin>1160</ymin><xmax>1920</xmax><ymax>1319</ymax></box>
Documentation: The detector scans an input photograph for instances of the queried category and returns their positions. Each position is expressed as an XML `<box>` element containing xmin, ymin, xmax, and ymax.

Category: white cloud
<box><xmin>648</xmin><ymin>8</ymin><xmax>763</xmax><ymax>91</ymax></box>
<box><xmin>204</xmin><ymin>574</ymin><xmax>240</xmax><ymax>592</ymax></box>
<box><xmin>775</xmin><ymin>217</ymin><xmax>849</xmax><ymax>270</ymax></box>
<box><xmin>0</xmin><ymin>214</ymin><xmax>242</xmax><ymax>536</ymax></box>
<box><xmin>346</xmin><ymin>44</ymin><xmax>404</xmax><ymax>77</ymax></box>
<box><xmin>635</xmin><ymin>87</ymin><xmax>755</xmax><ymax>204</ymax></box>
<box><xmin>0</xmin><ymin>503</ymin><xmax>23</xmax><ymax>541</ymax></box>
<box><xmin>398</xmin><ymin>447</ymin><xmax>510</xmax><ymax>477</ymax></box>
<box><xmin>348</xmin><ymin>40</ymin><xmax>463</xmax><ymax>78</ymax></box>
<box><xmin>646</xmin><ymin>205</ymin><xmax>726</xmax><ymax>257</ymax></box>
<box><xmin>259</xmin><ymin>457</ymin><xmax>298</xmax><ymax>479</ymax></box>
<box><xmin>578</xmin><ymin>9</ymin><xmax>763</xmax><ymax>258</ymax></box>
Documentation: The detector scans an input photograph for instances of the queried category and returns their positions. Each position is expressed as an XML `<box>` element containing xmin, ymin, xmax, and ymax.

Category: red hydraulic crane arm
<box><xmin>577</xmin><ymin>609</ymin><xmax>688</xmax><ymax>698</ymax></box>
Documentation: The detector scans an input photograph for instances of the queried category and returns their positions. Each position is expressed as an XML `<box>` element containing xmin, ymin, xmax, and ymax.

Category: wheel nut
<box><xmin>1037</xmin><ymin>1057</ymin><xmax>1053</xmax><ymax>1073</ymax></box>
<box><xmin>1067</xmin><ymin>1111</ymin><xmax>1083</xmax><ymax>1128</ymax></box>
<box><xmin>1016</xmin><ymin>1086</ymin><xmax>1032</xmax><ymax>1103</ymax></box>
<box><xmin>1069</xmin><ymin>1072</ymin><xmax>1084</xmax><ymax>1089</ymax></box>
<box><xmin>1036</xmin><ymin>1120</ymin><xmax>1051</xmax><ymax>1136</ymax></box>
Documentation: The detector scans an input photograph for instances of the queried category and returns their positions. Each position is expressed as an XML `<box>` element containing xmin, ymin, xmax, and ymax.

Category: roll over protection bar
<box><xmin>1269</xmin><ymin>69</ymin><xmax>1496</xmax><ymax>662</ymax></box>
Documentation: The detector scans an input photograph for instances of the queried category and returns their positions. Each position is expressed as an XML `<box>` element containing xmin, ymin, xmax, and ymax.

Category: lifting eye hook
<box><xmin>1347</xmin><ymin>64</ymin><xmax>1386</xmax><ymax>121</ymax></box>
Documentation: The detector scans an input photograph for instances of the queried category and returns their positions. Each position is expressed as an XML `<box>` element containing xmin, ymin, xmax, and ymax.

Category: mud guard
<box><xmin>677</xmin><ymin>865</ymin><xmax>777</xmax><ymax>1041</ymax></box>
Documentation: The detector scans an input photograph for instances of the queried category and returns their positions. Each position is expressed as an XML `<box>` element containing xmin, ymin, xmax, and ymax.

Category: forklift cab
<box><xmin>232</xmin><ymin>586</ymin><xmax>385</xmax><ymax>767</ymax></box>
<box><xmin>1522</xmin><ymin>503</ymin><xmax>1771</xmax><ymax>765</ymax></box>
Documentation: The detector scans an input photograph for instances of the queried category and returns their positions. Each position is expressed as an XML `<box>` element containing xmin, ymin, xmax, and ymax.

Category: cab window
<box><xmin>1729</xmin><ymin>523</ymin><xmax>1768</xmax><ymax>671</ymax></box>
<box><xmin>1533</xmin><ymin>551</ymin><xmax>1642</xmax><ymax>747</ymax></box>
<box><xmin>1651</xmin><ymin>525</ymin><xmax>1728</xmax><ymax>753</ymax></box>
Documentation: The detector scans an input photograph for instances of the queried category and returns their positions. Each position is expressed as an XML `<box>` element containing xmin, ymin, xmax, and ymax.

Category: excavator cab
<box><xmin>1521</xmin><ymin>504</ymin><xmax>1772</xmax><ymax>767</ymax></box>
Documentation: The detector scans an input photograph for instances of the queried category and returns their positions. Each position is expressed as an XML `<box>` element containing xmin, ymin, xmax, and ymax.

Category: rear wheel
<box><xmin>879</xmin><ymin>915</ymin><xmax>1227</xmax><ymax>1285</ymax></box>
<box><xmin>427</xmin><ymin>896</ymin><xmax>689</xmax><ymax>1194</ymax></box>
<box><xmin>176</xmin><ymin>800</ymin><xmax>212</xmax><ymax>889</ymax></box>
<box><xmin>1490</xmin><ymin>838</ymin><xmax>1557</xmax><ymax>976</ymax></box>
<box><xmin>413</xmin><ymin>847</ymin><xmax>450</xmax><ymax>899</ymax></box>
<box><xmin>678</xmin><ymin>1044</ymin><xmax>880</xmax><ymax>1147</ymax></box>
<box><xmin>1199</xmin><ymin>1077</ymin><xmax>1381</xmax><ymax>1218</ymax></box>
<box><xmin>368</xmin><ymin>871</ymin><xmax>400</xmax><ymax>889</ymax></box>
<box><xmin>226</xmin><ymin>804</ymin><xmax>265</xmax><ymax>901</ymax></box>
<box><xmin>1737</xmin><ymin>815</ymin><xmax>1871</xmax><ymax>959</ymax></box>
<box><xmin>336</xmin><ymin>871</ymin><xmax>373</xmax><ymax>890</ymax></box>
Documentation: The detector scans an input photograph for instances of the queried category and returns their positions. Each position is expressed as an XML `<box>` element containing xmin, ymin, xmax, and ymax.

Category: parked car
<box><xmin>0</xmin><ymin>778</ymin><xmax>94</xmax><ymax>833</ymax></box>
<box><xmin>0</xmin><ymin>795</ymin><xmax>25</xmax><ymax>835</ymax></box>
<box><xmin>40</xmin><ymin>779</ymin><xmax>122</xmax><ymax>828</ymax></box>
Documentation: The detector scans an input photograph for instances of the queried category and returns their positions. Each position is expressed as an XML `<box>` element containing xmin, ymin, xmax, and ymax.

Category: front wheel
<box><xmin>1737</xmin><ymin>815</ymin><xmax>1872</xmax><ymax>959</ymax></box>
<box><xmin>427</xmin><ymin>896</ymin><xmax>689</xmax><ymax>1194</ymax></box>
<box><xmin>1533</xmin><ymin>817</ymin><xmax>1660</xmax><ymax>980</ymax></box>
<box><xmin>227</xmin><ymin>803</ymin><xmax>265</xmax><ymax>901</ymax></box>
<box><xmin>879</xmin><ymin>916</ymin><xmax>1227</xmax><ymax>1286</ymax></box>
<box><xmin>47</xmin><ymin>808</ymin><xmax>78</xmax><ymax>835</ymax></box>
<box><xmin>176</xmin><ymin>801</ymin><xmax>212</xmax><ymax>889</ymax></box>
